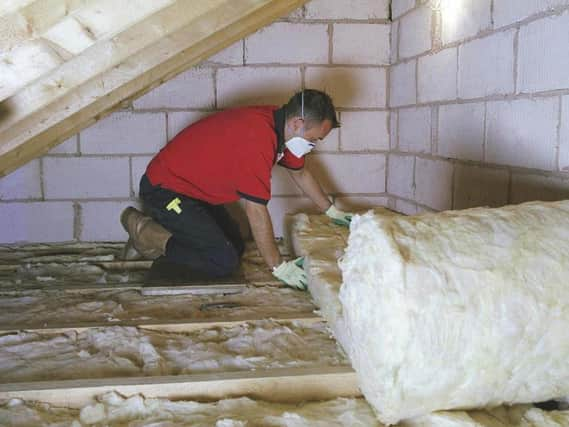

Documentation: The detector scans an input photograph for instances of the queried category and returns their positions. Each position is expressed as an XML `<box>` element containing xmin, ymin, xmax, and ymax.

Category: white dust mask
<box><xmin>284</xmin><ymin>90</ymin><xmax>315</xmax><ymax>158</ymax></box>
<box><xmin>285</xmin><ymin>136</ymin><xmax>315</xmax><ymax>158</ymax></box>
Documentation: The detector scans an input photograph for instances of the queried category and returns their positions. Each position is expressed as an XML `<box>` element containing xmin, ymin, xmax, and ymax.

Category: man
<box><xmin>120</xmin><ymin>89</ymin><xmax>353</xmax><ymax>289</ymax></box>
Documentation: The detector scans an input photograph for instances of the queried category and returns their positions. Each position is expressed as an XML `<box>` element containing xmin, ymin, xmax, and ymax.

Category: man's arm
<box><xmin>287</xmin><ymin>168</ymin><xmax>332</xmax><ymax>212</ymax></box>
<box><xmin>244</xmin><ymin>199</ymin><xmax>282</xmax><ymax>269</ymax></box>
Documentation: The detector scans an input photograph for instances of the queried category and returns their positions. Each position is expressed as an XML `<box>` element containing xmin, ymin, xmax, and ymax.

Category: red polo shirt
<box><xmin>146</xmin><ymin>106</ymin><xmax>303</xmax><ymax>205</ymax></box>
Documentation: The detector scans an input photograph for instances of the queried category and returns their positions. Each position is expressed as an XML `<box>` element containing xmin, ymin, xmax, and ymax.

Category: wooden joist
<box><xmin>0</xmin><ymin>366</ymin><xmax>359</xmax><ymax>408</ymax></box>
<box><xmin>0</xmin><ymin>311</ymin><xmax>322</xmax><ymax>334</ymax></box>
<box><xmin>0</xmin><ymin>0</ymin><xmax>309</xmax><ymax>177</ymax></box>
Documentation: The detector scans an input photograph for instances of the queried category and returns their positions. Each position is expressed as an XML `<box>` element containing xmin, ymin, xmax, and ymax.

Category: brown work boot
<box><xmin>120</xmin><ymin>207</ymin><xmax>172</xmax><ymax>260</ymax></box>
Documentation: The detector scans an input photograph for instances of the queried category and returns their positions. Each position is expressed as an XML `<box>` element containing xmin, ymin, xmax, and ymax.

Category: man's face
<box><xmin>286</xmin><ymin>118</ymin><xmax>334</xmax><ymax>144</ymax></box>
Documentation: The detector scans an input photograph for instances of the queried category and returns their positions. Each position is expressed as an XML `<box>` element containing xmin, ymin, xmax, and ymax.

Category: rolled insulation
<box><xmin>339</xmin><ymin>201</ymin><xmax>569</xmax><ymax>425</ymax></box>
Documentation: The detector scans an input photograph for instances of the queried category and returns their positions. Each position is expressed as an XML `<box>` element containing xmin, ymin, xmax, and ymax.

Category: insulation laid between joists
<box><xmin>292</xmin><ymin>201</ymin><xmax>569</xmax><ymax>426</ymax></box>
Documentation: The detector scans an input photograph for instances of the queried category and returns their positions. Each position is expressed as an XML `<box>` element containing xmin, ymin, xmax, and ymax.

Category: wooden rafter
<box><xmin>0</xmin><ymin>366</ymin><xmax>359</xmax><ymax>407</ymax></box>
<box><xmin>0</xmin><ymin>0</ymin><xmax>308</xmax><ymax>177</ymax></box>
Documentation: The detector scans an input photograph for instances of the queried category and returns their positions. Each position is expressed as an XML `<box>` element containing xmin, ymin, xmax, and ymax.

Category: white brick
<box><xmin>306</xmin><ymin>153</ymin><xmax>386</xmax><ymax>193</ymax></box>
<box><xmin>399</xmin><ymin>6</ymin><xmax>432</xmax><ymax>59</ymax></box>
<box><xmin>486</xmin><ymin>98</ymin><xmax>558</xmax><ymax>170</ymax></box>
<box><xmin>271</xmin><ymin>167</ymin><xmax>303</xmax><ymax>196</ymax></box>
<box><xmin>0</xmin><ymin>160</ymin><xmax>41</xmax><ymax>200</ymax></box>
<box><xmin>561</xmin><ymin>96</ymin><xmax>569</xmax><ymax>171</ymax></box>
<box><xmin>133</xmin><ymin>68</ymin><xmax>214</xmax><ymax>109</ymax></box>
<box><xmin>438</xmin><ymin>102</ymin><xmax>485</xmax><ymax>161</ymax></box>
<box><xmin>511</xmin><ymin>173</ymin><xmax>569</xmax><ymax>203</ymax></box>
<box><xmin>398</xmin><ymin>107</ymin><xmax>431</xmax><ymax>153</ymax></box>
<box><xmin>392</xmin><ymin>0</ymin><xmax>416</xmax><ymax>19</ymax></box>
<box><xmin>333</xmin><ymin>24</ymin><xmax>390</xmax><ymax>65</ymax></box>
<box><xmin>314</xmin><ymin>126</ymin><xmax>340</xmax><ymax>152</ymax></box>
<box><xmin>306</xmin><ymin>67</ymin><xmax>386</xmax><ymax>108</ymax></box>
<box><xmin>132</xmin><ymin>156</ymin><xmax>153</xmax><ymax>196</ymax></box>
<box><xmin>0</xmin><ymin>202</ymin><xmax>74</xmax><ymax>243</ymax></box>
<box><xmin>44</xmin><ymin>157</ymin><xmax>130</xmax><ymax>199</ymax></box>
<box><xmin>267</xmin><ymin>197</ymin><xmax>315</xmax><ymax>238</ymax></box>
<box><xmin>208</xmin><ymin>41</ymin><xmax>243</xmax><ymax>65</ymax></box>
<box><xmin>245</xmin><ymin>23</ymin><xmax>328</xmax><ymax>64</ymax></box>
<box><xmin>48</xmin><ymin>136</ymin><xmax>78</xmax><ymax>154</ymax></box>
<box><xmin>305</xmin><ymin>0</ymin><xmax>389</xmax><ymax>20</ymax></box>
<box><xmin>334</xmin><ymin>196</ymin><xmax>390</xmax><ymax>211</ymax></box>
<box><xmin>494</xmin><ymin>0</ymin><xmax>569</xmax><ymax>28</ymax></box>
<box><xmin>395</xmin><ymin>198</ymin><xmax>418</xmax><ymax>215</ymax></box>
<box><xmin>458</xmin><ymin>30</ymin><xmax>515</xmax><ymax>99</ymax></box>
<box><xmin>340</xmin><ymin>111</ymin><xmax>389</xmax><ymax>151</ymax></box>
<box><xmin>418</xmin><ymin>47</ymin><xmax>458</xmax><ymax>103</ymax></box>
<box><xmin>167</xmin><ymin>111</ymin><xmax>210</xmax><ymax>140</ymax></box>
<box><xmin>390</xmin><ymin>111</ymin><xmax>398</xmax><ymax>149</ymax></box>
<box><xmin>415</xmin><ymin>157</ymin><xmax>453</xmax><ymax>210</ymax></box>
<box><xmin>391</xmin><ymin>21</ymin><xmax>399</xmax><ymax>64</ymax></box>
<box><xmin>387</xmin><ymin>154</ymin><xmax>414</xmax><ymax>199</ymax></box>
<box><xmin>81</xmin><ymin>112</ymin><xmax>166</xmax><ymax>154</ymax></box>
<box><xmin>453</xmin><ymin>165</ymin><xmax>509</xmax><ymax>209</ymax></box>
<box><xmin>389</xmin><ymin>60</ymin><xmax>416</xmax><ymax>107</ymax></box>
<box><xmin>441</xmin><ymin>0</ymin><xmax>491</xmax><ymax>44</ymax></box>
<box><xmin>217</xmin><ymin>67</ymin><xmax>301</xmax><ymax>108</ymax></box>
<box><xmin>518</xmin><ymin>11</ymin><xmax>569</xmax><ymax>93</ymax></box>
<box><xmin>80</xmin><ymin>201</ymin><xmax>141</xmax><ymax>242</ymax></box>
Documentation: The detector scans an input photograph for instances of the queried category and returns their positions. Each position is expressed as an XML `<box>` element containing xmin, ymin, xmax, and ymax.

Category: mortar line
<box><xmin>513</xmin><ymin>27</ymin><xmax>520</xmax><ymax>94</ymax></box>
<box><xmin>328</xmin><ymin>23</ymin><xmax>334</xmax><ymax>64</ymax></box>
<box><xmin>556</xmin><ymin>96</ymin><xmax>563</xmax><ymax>171</ymax></box>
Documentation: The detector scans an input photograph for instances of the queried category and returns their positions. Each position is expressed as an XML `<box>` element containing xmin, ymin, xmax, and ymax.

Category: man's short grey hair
<box><xmin>283</xmin><ymin>89</ymin><xmax>340</xmax><ymax>128</ymax></box>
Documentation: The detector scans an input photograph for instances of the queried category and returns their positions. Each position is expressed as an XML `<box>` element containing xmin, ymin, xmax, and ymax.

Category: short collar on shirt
<box><xmin>273</xmin><ymin>107</ymin><xmax>286</xmax><ymax>157</ymax></box>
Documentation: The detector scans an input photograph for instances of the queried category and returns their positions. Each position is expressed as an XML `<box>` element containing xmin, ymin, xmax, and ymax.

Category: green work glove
<box><xmin>325</xmin><ymin>205</ymin><xmax>353</xmax><ymax>227</ymax></box>
<box><xmin>272</xmin><ymin>257</ymin><xmax>307</xmax><ymax>291</ymax></box>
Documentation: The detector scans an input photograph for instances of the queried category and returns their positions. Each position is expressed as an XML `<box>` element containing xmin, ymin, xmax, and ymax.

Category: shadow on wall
<box><xmin>0</xmin><ymin>99</ymin><xmax>13</xmax><ymax>127</ymax></box>
<box><xmin>453</xmin><ymin>165</ymin><xmax>569</xmax><ymax>210</ymax></box>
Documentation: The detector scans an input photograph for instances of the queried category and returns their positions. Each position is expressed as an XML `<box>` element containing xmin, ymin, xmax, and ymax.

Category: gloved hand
<box><xmin>325</xmin><ymin>205</ymin><xmax>353</xmax><ymax>227</ymax></box>
<box><xmin>272</xmin><ymin>257</ymin><xmax>307</xmax><ymax>290</ymax></box>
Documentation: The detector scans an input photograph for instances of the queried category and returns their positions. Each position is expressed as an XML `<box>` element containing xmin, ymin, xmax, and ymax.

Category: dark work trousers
<box><xmin>139</xmin><ymin>174</ymin><xmax>244</xmax><ymax>278</ymax></box>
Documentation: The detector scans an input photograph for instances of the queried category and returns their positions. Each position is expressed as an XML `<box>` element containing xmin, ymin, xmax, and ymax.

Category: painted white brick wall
<box><xmin>453</xmin><ymin>164</ymin><xmax>509</xmax><ymax>209</ymax></box>
<box><xmin>133</xmin><ymin>68</ymin><xmax>215</xmax><ymax>109</ymax></box>
<box><xmin>493</xmin><ymin>0</ymin><xmax>569</xmax><ymax>28</ymax></box>
<box><xmin>245</xmin><ymin>23</ymin><xmax>329</xmax><ymax>64</ymax></box>
<box><xmin>44</xmin><ymin>157</ymin><xmax>131</xmax><ymax>199</ymax></box>
<box><xmin>267</xmin><ymin>197</ymin><xmax>315</xmax><ymax>239</ymax></box>
<box><xmin>418</xmin><ymin>48</ymin><xmax>458</xmax><ymax>103</ymax></box>
<box><xmin>511</xmin><ymin>173</ymin><xmax>569</xmax><ymax>203</ymax></box>
<box><xmin>486</xmin><ymin>98</ymin><xmax>558</xmax><ymax>170</ymax></box>
<box><xmin>399</xmin><ymin>6</ymin><xmax>432</xmax><ymax>59</ymax></box>
<box><xmin>307</xmin><ymin>153</ymin><xmax>386</xmax><ymax>194</ymax></box>
<box><xmin>438</xmin><ymin>103</ymin><xmax>485</xmax><ymax>161</ymax></box>
<box><xmin>440</xmin><ymin>0</ymin><xmax>492</xmax><ymax>45</ymax></box>
<box><xmin>334</xmin><ymin>196</ymin><xmax>390</xmax><ymax>211</ymax></box>
<box><xmin>131</xmin><ymin>156</ymin><xmax>154</xmax><ymax>197</ymax></box>
<box><xmin>398</xmin><ymin>107</ymin><xmax>431</xmax><ymax>153</ymax></box>
<box><xmin>81</xmin><ymin>112</ymin><xmax>166</xmax><ymax>154</ymax></box>
<box><xmin>560</xmin><ymin>96</ymin><xmax>569</xmax><ymax>171</ymax></box>
<box><xmin>271</xmin><ymin>167</ymin><xmax>303</xmax><ymax>196</ymax></box>
<box><xmin>217</xmin><ymin>67</ymin><xmax>302</xmax><ymax>108</ymax></box>
<box><xmin>387</xmin><ymin>154</ymin><xmax>415</xmax><ymax>199</ymax></box>
<box><xmin>0</xmin><ymin>160</ymin><xmax>41</xmax><ymax>200</ymax></box>
<box><xmin>0</xmin><ymin>202</ymin><xmax>74</xmax><ymax>244</ymax></box>
<box><xmin>48</xmin><ymin>136</ymin><xmax>78</xmax><ymax>154</ymax></box>
<box><xmin>208</xmin><ymin>41</ymin><xmax>244</xmax><ymax>65</ymax></box>
<box><xmin>415</xmin><ymin>157</ymin><xmax>454</xmax><ymax>210</ymax></box>
<box><xmin>340</xmin><ymin>111</ymin><xmax>389</xmax><ymax>151</ymax></box>
<box><xmin>306</xmin><ymin>67</ymin><xmax>387</xmax><ymax>108</ymax></box>
<box><xmin>333</xmin><ymin>24</ymin><xmax>390</xmax><ymax>65</ymax></box>
<box><xmin>80</xmin><ymin>201</ymin><xmax>136</xmax><ymax>241</ymax></box>
<box><xmin>389</xmin><ymin>60</ymin><xmax>416</xmax><ymax>107</ymax></box>
<box><xmin>392</xmin><ymin>0</ymin><xmax>416</xmax><ymax>20</ymax></box>
<box><xmin>167</xmin><ymin>111</ymin><xmax>210</xmax><ymax>140</ymax></box>
<box><xmin>518</xmin><ymin>10</ymin><xmax>569</xmax><ymax>93</ymax></box>
<box><xmin>458</xmin><ymin>30</ymin><xmax>515</xmax><ymax>99</ymax></box>
<box><xmin>304</xmin><ymin>0</ymin><xmax>389</xmax><ymax>20</ymax></box>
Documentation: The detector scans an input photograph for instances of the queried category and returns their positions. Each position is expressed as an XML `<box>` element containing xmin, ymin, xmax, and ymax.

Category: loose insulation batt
<box><xmin>339</xmin><ymin>200</ymin><xmax>569</xmax><ymax>425</ymax></box>
<box><xmin>291</xmin><ymin>208</ymin><xmax>398</xmax><ymax>352</ymax></box>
